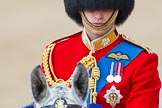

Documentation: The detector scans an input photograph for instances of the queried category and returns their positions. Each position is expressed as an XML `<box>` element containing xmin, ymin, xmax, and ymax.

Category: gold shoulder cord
<box><xmin>42</xmin><ymin>43</ymin><xmax>100</xmax><ymax>103</ymax></box>
<box><xmin>122</xmin><ymin>34</ymin><xmax>151</xmax><ymax>53</ymax></box>
<box><xmin>80</xmin><ymin>55</ymin><xmax>100</xmax><ymax>104</ymax></box>
<box><xmin>42</xmin><ymin>43</ymin><xmax>73</xmax><ymax>87</ymax></box>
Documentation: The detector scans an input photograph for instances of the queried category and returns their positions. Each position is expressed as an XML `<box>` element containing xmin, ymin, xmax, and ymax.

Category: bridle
<box><xmin>41</xmin><ymin>98</ymin><xmax>86</xmax><ymax>108</ymax></box>
<box><xmin>32</xmin><ymin>87</ymin><xmax>87</xmax><ymax>108</ymax></box>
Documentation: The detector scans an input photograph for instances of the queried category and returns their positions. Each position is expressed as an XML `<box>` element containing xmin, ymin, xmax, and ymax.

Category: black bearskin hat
<box><xmin>64</xmin><ymin>0</ymin><xmax>134</xmax><ymax>26</ymax></box>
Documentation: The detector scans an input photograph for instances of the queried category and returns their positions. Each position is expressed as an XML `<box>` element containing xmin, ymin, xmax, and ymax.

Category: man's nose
<box><xmin>94</xmin><ymin>11</ymin><xmax>103</xmax><ymax>19</ymax></box>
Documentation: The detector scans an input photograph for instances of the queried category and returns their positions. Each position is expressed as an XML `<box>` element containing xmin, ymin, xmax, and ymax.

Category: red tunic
<box><xmin>41</xmin><ymin>31</ymin><xmax>161</xmax><ymax>108</ymax></box>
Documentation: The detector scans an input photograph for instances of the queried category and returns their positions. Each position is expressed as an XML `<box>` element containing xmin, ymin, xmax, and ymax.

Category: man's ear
<box><xmin>72</xmin><ymin>62</ymin><xmax>89</xmax><ymax>102</ymax></box>
<box><xmin>31</xmin><ymin>65</ymin><xmax>48</xmax><ymax>102</ymax></box>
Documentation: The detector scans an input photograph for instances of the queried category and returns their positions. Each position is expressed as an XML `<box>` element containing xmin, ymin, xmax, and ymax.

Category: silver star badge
<box><xmin>104</xmin><ymin>85</ymin><xmax>123</xmax><ymax>108</ymax></box>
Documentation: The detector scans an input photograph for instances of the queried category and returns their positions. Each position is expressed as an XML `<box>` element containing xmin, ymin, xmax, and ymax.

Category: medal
<box><xmin>107</xmin><ymin>62</ymin><xmax>123</xmax><ymax>83</ymax></box>
<box><xmin>114</xmin><ymin>62</ymin><xmax>122</xmax><ymax>83</ymax></box>
<box><xmin>106</xmin><ymin>62</ymin><xmax>114</xmax><ymax>83</ymax></box>
<box><xmin>106</xmin><ymin>75</ymin><xmax>114</xmax><ymax>83</ymax></box>
<box><xmin>104</xmin><ymin>85</ymin><xmax>123</xmax><ymax>108</ymax></box>
<box><xmin>114</xmin><ymin>75</ymin><xmax>121</xmax><ymax>83</ymax></box>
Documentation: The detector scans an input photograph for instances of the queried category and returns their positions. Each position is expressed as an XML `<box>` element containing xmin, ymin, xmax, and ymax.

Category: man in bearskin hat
<box><xmin>40</xmin><ymin>0</ymin><xmax>161</xmax><ymax>108</ymax></box>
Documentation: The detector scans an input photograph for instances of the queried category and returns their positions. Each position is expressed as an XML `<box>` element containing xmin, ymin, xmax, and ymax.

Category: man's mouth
<box><xmin>93</xmin><ymin>23</ymin><xmax>104</xmax><ymax>27</ymax></box>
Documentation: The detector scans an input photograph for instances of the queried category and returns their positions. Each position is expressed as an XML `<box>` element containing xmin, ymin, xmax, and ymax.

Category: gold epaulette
<box><xmin>121</xmin><ymin>34</ymin><xmax>152</xmax><ymax>53</ymax></box>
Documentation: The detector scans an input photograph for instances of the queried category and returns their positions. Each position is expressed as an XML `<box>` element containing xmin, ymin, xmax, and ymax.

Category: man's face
<box><xmin>83</xmin><ymin>10</ymin><xmax>113</xmax><ymax>27</ymax></box>
<box><xmin>82</xmin><ymin>9</ymin><xmax>115</xmax><ymax>38</ymax></box>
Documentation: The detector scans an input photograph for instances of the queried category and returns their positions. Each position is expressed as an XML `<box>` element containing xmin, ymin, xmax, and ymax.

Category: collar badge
<box><xmin>104</xmin><ymin>85</ymin><xmax>123</xmax><ymax>108</ymax></box>
<box><xmin>101</xmin><ymin>38</ymin><xmax>110</xmax><ymax>46</ymax></box>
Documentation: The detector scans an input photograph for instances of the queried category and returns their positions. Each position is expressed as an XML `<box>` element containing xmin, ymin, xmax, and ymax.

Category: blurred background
<box><xmin>0</xmin><ymin>0</ymin><xmax>161</xmax><ymax>107</ymax></box>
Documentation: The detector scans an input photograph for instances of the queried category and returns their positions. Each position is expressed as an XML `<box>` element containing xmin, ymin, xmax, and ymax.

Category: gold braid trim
<box><xmin>42</xmin><ymin>43</ymin><xmax>73</xmax><ymax>87</ymax></box>
<box><xmin>42</xmin><ymin>44</ymin><xmax>55</xmax><ymax>86</ymax></box>
<box><xmin>80</xmin><ymin>55</ymin><xmax>100</xmax><ymax>104</ymax></box>
<box><xmin>122</xmin><ymin>34</ymin><xmax>152</xmax><ymax>53</ymax></box>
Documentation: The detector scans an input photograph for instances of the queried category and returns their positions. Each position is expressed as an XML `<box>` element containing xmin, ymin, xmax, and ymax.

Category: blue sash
<box><xmin>87</xmin><ymin>41</ymin><xmax>144</xmax><ymax>103</ymax></box>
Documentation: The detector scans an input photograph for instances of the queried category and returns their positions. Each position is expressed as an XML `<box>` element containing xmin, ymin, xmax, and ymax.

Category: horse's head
<box><xmin>31</xmin><ymin>62</ymin><xmax>89</xmax><ymax>108</ymax></box>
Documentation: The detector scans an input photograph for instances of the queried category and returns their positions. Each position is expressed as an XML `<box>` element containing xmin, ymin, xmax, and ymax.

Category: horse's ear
<box><xmin>72</xmin><ymin>62</ymin><xmax>89</xmax><ymax>102</ymax></box>
<box><xmin>31</xmin><ymin>65</ymin><xmax>48</xmax><ymax>102</ymax></box>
